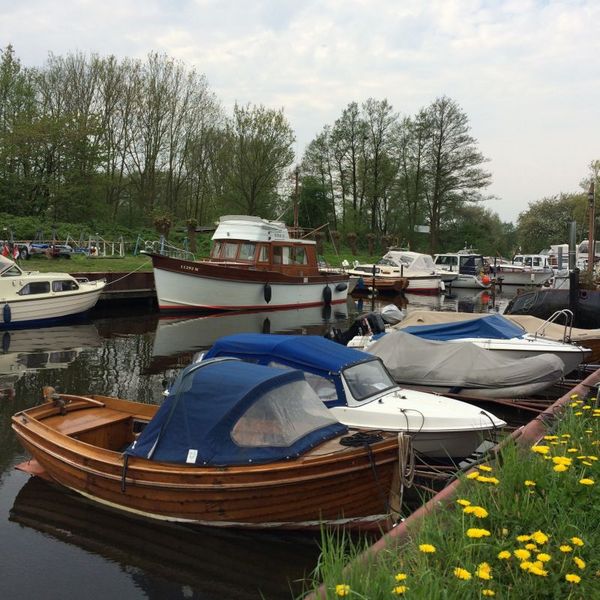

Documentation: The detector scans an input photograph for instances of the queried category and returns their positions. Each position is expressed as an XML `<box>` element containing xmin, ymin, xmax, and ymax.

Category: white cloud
<box><xmin>1</xmin><ymin>0</ymin><xmax>599</xmax><ymax>222</ymax></box>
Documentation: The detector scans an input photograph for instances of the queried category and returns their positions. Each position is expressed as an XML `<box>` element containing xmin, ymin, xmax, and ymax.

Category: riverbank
<box><xmin>302</xmin><ymin>372</ymin><xmax>600</xmax><ymax>599</ymax></box>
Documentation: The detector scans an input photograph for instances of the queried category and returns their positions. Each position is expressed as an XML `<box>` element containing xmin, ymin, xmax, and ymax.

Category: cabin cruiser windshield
<box><xmin>342</xmin><ymin>359</ymin><xmax>396</xmax><ymax>401</ymax></box>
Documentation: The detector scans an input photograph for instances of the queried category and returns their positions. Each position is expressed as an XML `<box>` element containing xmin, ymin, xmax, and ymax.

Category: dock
<box><xmin>71</xmin><ymin>271</ymin><xmax>156</xmax><ymax>305</ymax></box>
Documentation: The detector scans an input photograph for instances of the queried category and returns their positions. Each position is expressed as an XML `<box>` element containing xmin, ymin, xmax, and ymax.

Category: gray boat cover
<box><xmin>367</xmin><ymin>329</ymin><xmax>565</xmax><ymax>390</ymax></box>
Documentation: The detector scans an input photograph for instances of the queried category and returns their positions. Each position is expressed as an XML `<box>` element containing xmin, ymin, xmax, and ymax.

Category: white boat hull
<box><xmin>153</xmin><ymin>266</ymin><xmax>348</xmax><ymax>311</ymax></box>
<box><xmin>494</xmin><ymin>269</ymin><xmax>553</xmax><ymax>286</ymax></box>
<box><xmin>0</xmin><ymin>282</ymin><xmax>105</xmax><ymax>328</ymax></box>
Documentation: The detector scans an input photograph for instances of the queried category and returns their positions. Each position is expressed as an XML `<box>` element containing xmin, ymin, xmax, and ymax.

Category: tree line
<box><xmin>0</xmin><ymin>45</ymin><xmax>597</xmax><ymax>256</ymax></box>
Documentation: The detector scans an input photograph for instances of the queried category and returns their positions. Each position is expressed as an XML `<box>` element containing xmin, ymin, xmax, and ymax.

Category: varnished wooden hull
<box><xmin>12</xmin><ymin>395</ymin><xmax>400</xmax><ymax>530</ymax></box>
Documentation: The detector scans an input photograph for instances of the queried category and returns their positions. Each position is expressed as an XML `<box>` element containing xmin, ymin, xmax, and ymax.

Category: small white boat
<box><xmin>491</xmin><ymin>254</ymin><xmax>554</xmax><ymax>286</ymax></box>
<box><xmin>0</xmin><ymin>256</ymin><xmax>106</xmax><ymax>328</ymax></box>
<box><xmin>398</xmin><ymin>313</ymin><xmax>591</xmax><ymax>375</ymax></box>
<box><xmin>348</xmin><ymin>250</ymin><xmax>445</xmax><ymax>294</ymax></box>
<box><xmin>202</xmin><ymin>334</ymin><xmax>507</xmax><ymax>461</ymax></box>
<box><xmin>433</xmin><ymin>251</ymin><xmax>491</xmax><ymax>288</ymax></box>
<box><xmin>144</xmin><ymin>215</ymin><xmax>349</xmax><ymax>312</ymax></box>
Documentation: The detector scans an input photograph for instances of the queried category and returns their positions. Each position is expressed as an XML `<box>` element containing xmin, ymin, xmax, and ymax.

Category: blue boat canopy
<box><xmin>125</xmin><ymin>359</ymin><xmax>346</xmax><ymax>466</ymax></box>
<box><xmin>204</xmin><ymin>333</ymin><xmax>372</xmax><ymax>373</ymax></box>
<box><xmin>402</xmin><ymin>314</ymin><xmax>526</xmax><ymax>341</ymax></box>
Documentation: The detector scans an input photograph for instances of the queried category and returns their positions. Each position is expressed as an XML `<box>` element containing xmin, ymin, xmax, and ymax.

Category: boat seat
<box><xmin>43</xmin><ymin>407</ymin><xmax>132</xmax><ymax>436</ymax></box>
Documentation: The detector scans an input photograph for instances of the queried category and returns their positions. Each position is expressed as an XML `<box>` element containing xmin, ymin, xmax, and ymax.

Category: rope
<box><xmin>102</xmin><ymin>260</ymin><xmax>152</xmax><ymax>288</ymax></box>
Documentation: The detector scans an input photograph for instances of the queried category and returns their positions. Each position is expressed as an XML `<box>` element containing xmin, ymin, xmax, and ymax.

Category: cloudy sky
<box><xmin>2</xmin><ymin>0</ymin><xmax>599</xmax><ymax>223</ymax></box>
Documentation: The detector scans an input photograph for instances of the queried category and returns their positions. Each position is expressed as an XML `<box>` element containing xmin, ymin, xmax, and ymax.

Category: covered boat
<box><xmin>203</xmin><ymin>334</ymin><xmax>506</xmax><ymax>460</ymax></box>
<box><xmin>143</xmin><ymin>215</ymin><xmax>349</xmax><ymax>312</ymax></box>
<box><xmin>12</xmin><ymin>359</ymin><xmax>401</xmax><ymax>530</ymax></box>
<box><xmin>366</xmin><ymin>329</ymin><xmax>565</xmax><ymax>398</ymax></box>
<box><xmin>400</xmin><ymin>313</ymin><xmax>590</xmax><ymax>374</ymax></box>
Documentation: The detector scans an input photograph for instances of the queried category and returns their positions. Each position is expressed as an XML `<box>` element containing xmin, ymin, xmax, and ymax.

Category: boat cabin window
<box><xmin>231</xmin><ymin>379</ymin><xmax>339</xmax><ymax>447</ymax></box>
<box><xmin>257</xmin><ymin>244</ymin><xmax>269</xmax><ymax>263</ymax></box>
<box><xmin>223</xmin><ymin>242</ymin><xmax>238</xmax><ymax>260</ymax></box>
<box><xmin>52</xmin><ymin>280</ymin><xmax>79</xmax><ymax>292</ymax></box>
<box><xmin>17</xmin><ymin>281</ymin><xmax>51</xmax><ymax>295</ymax></box>
<box><xmin>267</xmin><ymin>361</ymin><xmax>338</xmax><ymax>403</ymax></box>
<box><xmin>342</xmin><ymin>360</ymin><xmax>396</xmax><ymax>401</ymax></box>
<box><xmin>290</xmin><ymin>246</ymin><xmax>308</xmax><ymax>265</ymax></box>
<box><xmin>0</xmin><ymin>264</ymin><xmax>22</xmax><ymax>277</ymax></box>
<box><xmin>210</xmin><ymin>241</ymin><xmax>223</xmax><ymax>259</ymax></box>
<box><xmin>238</xmin><ymin>242</ymin><xmax>256</xmax><ymax>261</ymax></box>
<box><xmin>273</xmin><ymin>245</ymin><xmax>309</xmax><ymax>265</ymax></box>
<box><xmin>435</xmin><ymin>255</ymin><xmax>458</xmax><ymax>268</ymax></box>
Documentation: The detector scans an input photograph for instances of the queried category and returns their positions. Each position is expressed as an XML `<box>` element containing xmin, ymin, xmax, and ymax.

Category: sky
<box><xmin>1</xmin><ymin>0</ymin><xmax>599</xmax><ymax>224</ymax></box>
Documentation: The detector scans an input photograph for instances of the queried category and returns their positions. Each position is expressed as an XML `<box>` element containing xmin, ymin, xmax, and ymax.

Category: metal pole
<box><xmin>588</xmin><ymin>182</ymin><xmax>596</xmax><ymax>276</ymax></box>
<box><xmin>293</xmin><ymin>166</ymin><xmax>299</xmax><ymax>234</ymax></box>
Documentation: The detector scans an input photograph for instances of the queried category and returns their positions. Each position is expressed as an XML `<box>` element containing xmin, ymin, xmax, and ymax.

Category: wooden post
<box><xmin>588</xmin><ymin>182</ymin><xmax>595</xmax><ymax>276</ymax></box>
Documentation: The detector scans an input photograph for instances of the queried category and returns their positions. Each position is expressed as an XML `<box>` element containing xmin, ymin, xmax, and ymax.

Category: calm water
<box><xmin>0</xmin><ymin>287</ymin><xmax>516</xmax><ymax>600</ymax></box>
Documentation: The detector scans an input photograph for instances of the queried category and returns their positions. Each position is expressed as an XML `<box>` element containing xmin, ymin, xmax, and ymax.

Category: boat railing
<box><xmin>142</xmin><ymin>237</ymin><xmax>195</xmax><ymax>261</ymax></box>
<box><xmin>532</xmin><ymin>309</ymin><xmax>574</xmax><ymax>342</ymax></box>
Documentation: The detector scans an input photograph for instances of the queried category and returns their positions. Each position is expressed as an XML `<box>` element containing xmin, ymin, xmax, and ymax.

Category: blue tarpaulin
<box><xmin>125</xmin><ymin>359</ymin><xmax>346</xmax><ymax>466</ymax></box>
<box><xmin>402</xmin><ymin>314</ymin><xmax>526</xmax><ymax>341</ymax></box>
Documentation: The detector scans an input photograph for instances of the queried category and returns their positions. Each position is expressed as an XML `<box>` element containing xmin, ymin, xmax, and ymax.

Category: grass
<box><xmin>300</xmin><ymin>394</ymin><xmax>600</xmax><ymax>599</ymax></box>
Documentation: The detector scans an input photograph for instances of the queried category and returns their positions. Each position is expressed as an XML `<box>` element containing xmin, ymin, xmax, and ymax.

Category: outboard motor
<box><xmin>325</xmin><ymin>311</ymin><xmax>387</xmax><ymax>346</ymax></box>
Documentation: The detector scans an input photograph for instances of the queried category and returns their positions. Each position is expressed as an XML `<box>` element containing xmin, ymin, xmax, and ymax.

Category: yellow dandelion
<box><xmin>464</xmin><ymin>505</ymin><xmax>489</xmax><ymax>519</ymax></box>
<box><xmin>456</xmin><ymin>498</ymin><xmax>471</xmax><ymax>507</ymax></box>
<box><xmin>579</xmin><ymin>478</ymin><xmax>595</xmax><ymax>486</ymax></box>
<box><xmin>476</xmin><ymin>562</ymin><xmax>492</xmax><ymax>580</ymax></box>
<box><xmin>588</xmin><ymin>455</ymin><xmax>598</xmax><ymax>461</ymax></box>
<box><xmin>567</xmin><ymin>448</ymin><xmax>579</xmax><ymax>453</ymax></box>
<box><xmin>335</xmin><ymin>584</ymin><xmax>350</xmax><ymax>597</ymax></box>
<box><xmin>561</xmin><ymin>434</ymin><xmax>571</xmax><ymax>438</ymax></box>
<box><xmin>514</xmin><ymin>549</ymin><xmax>531</xmax><ymax>560</ymax></box>
<box><xmin>536</xmin><ymin>553</ymin><xmax>551</xmax><ymax>563</ymax></box>
<box><xmin>394</xmin><ymin>573</ymin><xmax>408</xmax><ymax>582</ymax></box>
<box><xmin>531</xmin><ymin>445</ymin><xmax>550</xmax><ymax>455</ymax></box>
<box><xmin>466</xmin><ymin>471</ymin><xmax>480</xmax><ymax>480</ymax></box>
<box><xmin>553</xmin><ymin>464</ymin><xmax>569</xmax><ymax>472</ymax></box>
<box><xmin>583</xmin><ymin>405</ymin><xmax>592</xmax><ymax>410</ymax></box>
<box><xmin>497</xmin><ymin>550</ymin><xmax>511</xmax><ymax>560</ymax></box>
<box><xmin>565</xmin><ymin>573</ymin><xmax>581</xmax><ymax>584</ymax></box>
<box><xmin>516</xmin><ymin>535</ymin><xmax>531</xmax><ymax>543</ymax></box>
<box><xmin>477</xmin><ymin>476</ymin><xmax>500</xmax><ymax>485</ymax></box>
<box><xmin>478</xmin><ymin>465</ymin><xmax>493</xmax><ymax>472</ymax></box>
<box><xmin>559</xmin><ymin>545</ymin><xmax>573</xmax><ymax>553</ymax></box>
<box><xmin>419</xmin><ymin>543</ymin><xmax>436</xmax><ymax>553</ymax></box>
<box><xmin>573</xmin><ymin>557</ymin><xmax>586</xmax><ymax>570</ymax></box>
<box><xmin>571</xmin><ymin>537</ymin><xmax>584</xmax><ymax>546</ymax></box>
<box><xmin>525</xmin><ymin>543</ymin><xmax>538</xmax><ymax>551</ymax></box>
<box><xmin>466</xmin><ymin>528</ymin><xmax>491</xmax><ymax>538</ymax></box>
<box><xmin>582</xmin><ymin>461</ymin><xmax>593</xmax><ymax>466</ymax></box>
<box><xmin>481</xmin><ymin>590</ymin><xmax>495</xmax><ymax>597</ymax></box>
<box><xmin>531</xmin><ymin>531</ymin><xmax>549</xmax><ymax>545</ymax></box>
<box><xmin>524</xmin><ymin>480</ymin><xmax>536</xmax><ymax>487</ymax></box>
<box><xmin>501</xmin><ymin>528</ymin><xmax>509</xmax><ymax>537</ymax></box>
<box><xmin>454</xmin><ymin>567</ymin><xmax>472</xmax><ymax>581</ymax></box>
<box><xmin>574</xmin><ymin>411</ymin><xmax>583</xmax><ymax>416</ymax></box>
<box><xmin>528</xmin><ymin>564</ymin><xmax>548</xmax><ymax>577</ymax></box>
<box><xmin>519</xmin><ymin>561</ymin><xmax>533</xmax><ymax>571</ymax></box>
<box><xmin>543</xmin><ymin>435</ymin><xmax>558</xmax><ymax>440</ymax></box>
<box><xmin>392</xmin><ymin>585</ymin><xmax>409</xmax><ymax>595</ymax></box>
<box><xmin>552</xmin><ymin>456</ymin><xmax>572</xmax><ymax>466</ymax></box>
<box><xmin>569</xmin><ymin>393</ymin><xmax>579</xmax><ymax>399</ymax></box>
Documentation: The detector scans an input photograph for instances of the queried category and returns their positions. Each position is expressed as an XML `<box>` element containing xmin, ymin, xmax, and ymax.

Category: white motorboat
<box><xmin>202</xmin><ymin>333</ymin><xmax>507</xmax><ymax>461</ymax></box>
<box><xmin>143</xmin><ymin>215</ymin><xmax>349</xmax><ymax>312</ymax></box>
<box><xmin>433</xmin><ymin>251</ymin><xmax>491</xmax><ymax>288</ymax></box>
<box><xmin>398</xmin><ymin>313</ymin><xmax>591</xmax><ymax>375</ymax></box>
<box><xmin>490</xmin><ymin>254</ymin><xmax>554</xmax><ymax>286</ymax></box>
<box><xmin>349</xmin><ymin>250</ymin><xmax>444</xmax><ymax>294</ymax></box>
<box><xmin>366</xmin><ymin>329</ymin><xmax>566</xmax><ymax>399</ymax></box>
<box><xmin>0</xmin><ymin>256</ymin><xmax>106</xmax><ymax>328</ymax></box>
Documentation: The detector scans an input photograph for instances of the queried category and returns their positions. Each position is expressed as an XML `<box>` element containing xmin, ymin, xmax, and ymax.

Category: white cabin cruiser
<box><xmin>202</xmin><ymin>333</ymin><xmax>507</xmax><ymax>461</ymax></box>
<box><xmin>433</xmin><ymin>251</ymin><xmax>491</xmax><ymax>288</ymax></box>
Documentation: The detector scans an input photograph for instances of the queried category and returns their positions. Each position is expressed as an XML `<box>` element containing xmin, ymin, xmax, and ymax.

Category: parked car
<box><xmin>28</xmin><ymin>243</ymin><xmax>73</xmax><ymax>259</ymax></box>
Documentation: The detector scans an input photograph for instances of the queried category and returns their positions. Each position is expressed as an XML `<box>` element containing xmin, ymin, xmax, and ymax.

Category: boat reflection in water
<box><xmin>10</xmin><ymin>477</ymin><xmax>319</xmax><ymax>600</ymax></box>
<box><xmin>151</xmin><ymin>303</ymin><xmax>350</xmax><ymax>370</ymax></box>
<box><xmin>0</xmin><ymin>324</ymin><xmax>102</xmax><ymax>397</ymax></box>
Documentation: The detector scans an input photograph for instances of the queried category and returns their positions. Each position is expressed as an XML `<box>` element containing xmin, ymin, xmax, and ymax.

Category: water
<box><xmin>0</xmin><ymin>288</ymin><xmax>517</xmax><ymax>599</ymax></box>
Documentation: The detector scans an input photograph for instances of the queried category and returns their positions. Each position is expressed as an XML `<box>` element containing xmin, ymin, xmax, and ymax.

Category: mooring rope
<box><xmin>101</xmin><ymin>259</ymin><xmax>152</xmax><ymax>288</ymax></box>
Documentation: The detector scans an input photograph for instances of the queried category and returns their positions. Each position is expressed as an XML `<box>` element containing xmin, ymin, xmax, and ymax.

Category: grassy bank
<box><xmin>15</xmin><ymin>246</ymin><xmax>378</xmax><ymax>274</ymax></box>
<box><xmin>301</xmin><ymin>394</ymin><xmax>599</xmax><ymax>599</ymax></box>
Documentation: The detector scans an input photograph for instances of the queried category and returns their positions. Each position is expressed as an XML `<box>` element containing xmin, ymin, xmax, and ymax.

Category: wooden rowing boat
<box><xmin>12</xmin><ymin>360</ymin><xmax>401</xmax><ymax>530</ymax></box>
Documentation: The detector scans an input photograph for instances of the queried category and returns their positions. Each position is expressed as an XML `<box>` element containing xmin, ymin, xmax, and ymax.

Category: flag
<box><xmin>13</xmin><ymin>245</ymin><xmax>19</xmax><ymax>260</ymax></box>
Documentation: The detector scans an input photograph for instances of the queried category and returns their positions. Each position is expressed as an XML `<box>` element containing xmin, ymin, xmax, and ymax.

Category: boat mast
<box><xmin>588</xmin><ymin>181</ymin><xmax>596</xmax><ymax>276</ymax></box>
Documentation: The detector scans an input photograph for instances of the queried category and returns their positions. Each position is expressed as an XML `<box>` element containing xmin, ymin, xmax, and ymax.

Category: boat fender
<box><xmin>2</xmin><ymin>331</ymin><xmax>9</xmax><ymax>352</ymax></box>
<box><xmin>323</xmin><ymin>285</ymin><xmax>332</xmax><ymax>305</ymax></box>
<box><xmin>335</xmin><ymin>282</ymin><xmax>348</xmax><ymax>292</ymax></box>
<box><xmin>321</xmin><ymin>303</ymin><xmax>332</xmax><ymax>321</ymax></box>
<box><xmin>3</xmin><ymin>303</ymin><xmax>11</xmax><ymax>324</ymax></box>
<box><xmin>262</xmin><ymin>317</ymin><xmax>271</xmax><ymax>334</ymax></box>
<box><xmin>263</xmin><ymin>282</ymin><xmax>272</xmax><ymax>304</ymax></box>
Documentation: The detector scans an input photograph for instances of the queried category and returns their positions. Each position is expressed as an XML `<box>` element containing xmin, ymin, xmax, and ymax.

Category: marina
<box><xmin>0</xmin><ymin>279</ymin><xmax>598</xmax><ymax>599</ymax></box>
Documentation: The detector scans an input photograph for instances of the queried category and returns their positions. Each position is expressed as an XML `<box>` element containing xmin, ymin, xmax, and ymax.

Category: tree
<box><xmin>516</xmin><ymin>193</ymin><xmax>587</xmax><ymax>252</ymax></box>
<box><xmin>421</xmin><ymin>96</ymin><xmax>491</xmax><ymax>253</ymax></box>
<box><xmin>218</xmin><ymin>103</ymin><xmax>295</xmax><ymax>216</ymax></box>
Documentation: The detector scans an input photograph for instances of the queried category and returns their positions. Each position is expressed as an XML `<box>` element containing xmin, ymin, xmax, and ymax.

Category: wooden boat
<box><xmin>0</xmin><ymin>255</ymin><xmax>105</xmax><ymax>328</ymax></box>
<box><xmin>12</xmin><ymin>359</ymin><xmax>401</xmax><ymax>530</ymax></box>
<box><xmin>143</xmin><ymin>215</ymin><xmax>349</xmax><ymax>312</ymax></box>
